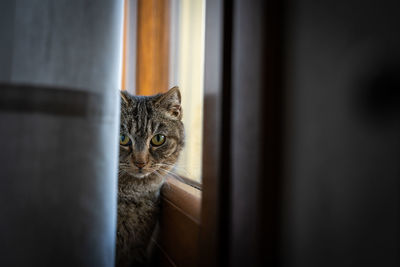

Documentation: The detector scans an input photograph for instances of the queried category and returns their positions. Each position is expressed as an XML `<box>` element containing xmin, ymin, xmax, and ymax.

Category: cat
<box><xmin>116</xmin><ymin>87</ymin><xmax>184</xmax><ymax>267</ymax></box>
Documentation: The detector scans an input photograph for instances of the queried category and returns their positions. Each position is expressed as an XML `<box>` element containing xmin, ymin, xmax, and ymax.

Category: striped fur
<box><xmin>116</xmin><ymin>87</ymin><xmax>184</xmax><ymax>266</ymax></box>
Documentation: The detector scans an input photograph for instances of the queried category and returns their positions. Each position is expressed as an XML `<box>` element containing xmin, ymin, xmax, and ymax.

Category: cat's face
<box><xmin>119</xmin><ymin>87</ymin><xmax>184</xmax><ymax>179</ymax></box>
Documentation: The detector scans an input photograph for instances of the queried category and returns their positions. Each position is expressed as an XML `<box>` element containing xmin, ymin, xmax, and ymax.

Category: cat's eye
<box><xmin>151</xmin><ymin>134</ymin><xmax>166</xmax><ymax>146</ymax></box>
<box><xmin>120</xmin><ymin>134</ymin><xmax>132</xmax><ymax>146</ymax></box>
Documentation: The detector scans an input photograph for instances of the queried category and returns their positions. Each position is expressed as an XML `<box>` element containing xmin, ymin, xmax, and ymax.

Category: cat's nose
<box><xmin>134</xmin><ymin>161</ymin><xmax>146</xmax><ymax>169</ymax></box>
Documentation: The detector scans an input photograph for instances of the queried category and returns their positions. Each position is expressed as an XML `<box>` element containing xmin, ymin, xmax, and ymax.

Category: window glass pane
<box><xmin>169</xmin><ymin>0</ymin><xmax>205</xmax><ymax>183</ymax></box>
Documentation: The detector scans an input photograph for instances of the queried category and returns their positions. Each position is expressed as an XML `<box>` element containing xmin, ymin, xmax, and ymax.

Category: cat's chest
<box><xmin>117</xmin><ymin>193</ymin><xmax>160</xmax><ymax>231</ymax></box>
<box><xmin>118</xmin><ymin>196</ymin><xmax>157</xmax><ymax>217</ymax></box>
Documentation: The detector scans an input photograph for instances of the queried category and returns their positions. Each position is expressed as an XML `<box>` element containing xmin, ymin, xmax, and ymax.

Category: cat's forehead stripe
<box><xmin>131</xmin><ymin>97</ymin><xmax>157</xmax><ymax>138</ymax></box>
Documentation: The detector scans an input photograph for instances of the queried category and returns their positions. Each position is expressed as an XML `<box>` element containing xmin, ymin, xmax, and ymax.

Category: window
<box><xmin>121</xmin><ymin>0</ymin><xmax>205</xmax><ymax>183</ymax></box>
<box><xmin>169</xmin><ymin>0</ymin><xmax>205</xmax><ymax>183</ymax></box>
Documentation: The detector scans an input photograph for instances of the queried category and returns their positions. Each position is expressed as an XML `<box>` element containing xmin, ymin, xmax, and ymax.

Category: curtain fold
<box><xmin>0</xmin><ymin>1</ymin><xmax>123</xmax><ymax>266</ymax></box>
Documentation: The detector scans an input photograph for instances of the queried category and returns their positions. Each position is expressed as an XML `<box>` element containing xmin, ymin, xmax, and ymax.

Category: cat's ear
<box><xmin>120</xmin><ymin>90</ymin><xmax>130</xmax><ymax>104</ymax></box>
<box><xmin>154</xmin><ymin>86</ymin><xmax>182</xmax><ymax>120</ymax></box>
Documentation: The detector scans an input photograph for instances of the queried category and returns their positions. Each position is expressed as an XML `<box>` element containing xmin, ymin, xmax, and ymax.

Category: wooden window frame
<box><xmin>152</xmin><ymin>178</ymin><xmax>201</xmax><ymax>266</ymax></box>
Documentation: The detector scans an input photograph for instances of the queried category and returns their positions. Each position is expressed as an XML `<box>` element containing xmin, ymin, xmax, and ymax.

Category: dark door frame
<box><xmin>200</xmin><ymin>0</ymin><xmax>284</xmax><ymax>266</ymax></box>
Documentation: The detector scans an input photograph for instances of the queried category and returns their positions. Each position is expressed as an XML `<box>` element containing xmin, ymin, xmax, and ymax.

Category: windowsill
<box><xmin>162</xmin><ymin>177</ymin><xmax>201</xmax><ymax>222</ymax></box>
<box><xmin>152</xmin><ymin>176</ymin><xmax>202</xmax><ymax>266</ymax></box>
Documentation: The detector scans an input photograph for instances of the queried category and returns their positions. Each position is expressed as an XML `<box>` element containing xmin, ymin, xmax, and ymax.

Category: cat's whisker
<box><xmin>154</xmin><ymin>164</ymin><xmax>191</xmax><ymax>181</ymax></box>
<box><xmin>157</xmin><ymin>168</ymin><xmax>185</xmax><ymax>183</ymax></box>
<box><xmin>154</xmin><ymin>163</ymin><xmax>191</xmax><ymax>177</ymax></box>
<box><xmin>154</xmin><ymin>171</ymin><xmax>171</xmax><ymax>189</ymax></box>
<box><xmin>153</xmin><ymin>170</ymin><xmax>167</xmax><ymax>183</ymax></box>
<box><xmin>153</xmin><ymin>163</ymin><xmax>174</xmax><ymax>170</ymax></box>
<box><xmin>171</xmin><ymin>166</ymin><xmax>191</xmax><ymax>176</ymax></box>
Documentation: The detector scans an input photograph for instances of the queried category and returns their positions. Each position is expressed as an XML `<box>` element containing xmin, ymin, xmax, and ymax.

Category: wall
<box><xmin>282</xmin><ymin>0</ymin><xmax>400</xmax><ymax>266</ymax></box>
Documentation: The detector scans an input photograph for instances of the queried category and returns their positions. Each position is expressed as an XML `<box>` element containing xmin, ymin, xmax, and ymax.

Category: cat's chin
<box><xmin>132</xmin><ymin>173</ymin><xmax>149</xmax><ymax>179</ymax></box>
<box><xmin>131</xmin><ymin>172</ymin><xmax>151</xmax><ymax>179</ymax></box>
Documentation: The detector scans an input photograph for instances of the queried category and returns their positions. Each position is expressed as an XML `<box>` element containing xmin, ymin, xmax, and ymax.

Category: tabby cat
<box><xmin>117</xmin><ymin>87</ymin><xmax>184</xmax><ymax>266</ymax></box>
